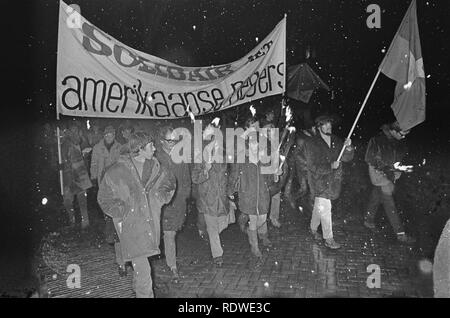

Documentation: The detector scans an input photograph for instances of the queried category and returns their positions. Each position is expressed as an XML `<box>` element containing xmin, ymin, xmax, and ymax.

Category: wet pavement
<box><xmin>36</xmin><ymin>201</ymin><xmax>434</xmax><ymax>298</ymax></box>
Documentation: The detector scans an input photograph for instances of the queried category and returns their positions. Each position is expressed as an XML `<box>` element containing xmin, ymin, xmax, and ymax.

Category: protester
<box><xmin>97</xmin><ymin>131</ymin><xmax>176</xmax><ymax>298</ymax></box>
<box><xmin>156</xmin><ymin>126</ymin><xmax>192</xmax><ymax>279</ymax></box>
<box><xmin>192</xmin><ymin>124</ymin><xmax>233</xmax><ymax>267</ymax></box>
<box><xmin>261</xmin><ymin>109</ymin><xmax>283</xmax><ymax>228</ymax></box>
<box><xmin>61</xmin><ymin>122</ymin><xmax>93</xmax><ymax>229</ymax></box>
<box><xmin>307</xmin><ymin>115</ymin><xmax>354</xmax><ymax>249</ymax></box>
<box><xmin>230</xmin><ymin>131</ymin><xmax>275</xmax><ymax>259</ymax></box>
<box><xmin>116</xmin><ymin>120</ymin><xmax>134</xmax><ymax>145</ymax></box>
<box><xmin>364</xmin><ymin>122</ymin><xmax>416</xmax><ymax>244</ymax></box>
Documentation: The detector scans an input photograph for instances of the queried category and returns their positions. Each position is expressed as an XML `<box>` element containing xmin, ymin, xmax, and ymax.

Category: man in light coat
<box><xmin>98</xmin><ymin>131</ymin><xmax>176</xmax><ymax>298</ymax></box>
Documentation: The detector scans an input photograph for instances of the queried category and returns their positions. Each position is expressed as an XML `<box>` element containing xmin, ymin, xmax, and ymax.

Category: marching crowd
<box><xmin>52</xmin><ymin>105</ymin><xmax>417</xmax><ymax>298</ymax></box>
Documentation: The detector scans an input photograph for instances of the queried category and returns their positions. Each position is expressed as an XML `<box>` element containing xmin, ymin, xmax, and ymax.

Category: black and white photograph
<box><xmin>1</xmin><ymin>0</ymin><xmax>449</xmax><ymax>302</ymax></box>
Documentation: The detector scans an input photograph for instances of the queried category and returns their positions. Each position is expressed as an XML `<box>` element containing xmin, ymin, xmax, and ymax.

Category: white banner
<box><xmin>57</xmin><ymin>1</ymin><xmax>286</xmax><ymax>119</ymax></box>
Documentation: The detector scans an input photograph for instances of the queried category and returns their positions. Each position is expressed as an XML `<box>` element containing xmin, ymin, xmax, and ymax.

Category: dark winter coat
<box><xmin>192</xmin><ymin>162</ymin><xmax>230</xmax><ymax>217</ymax></box>
<box><xmin>230</xmin><ymin>162</ymin><xmax>272</xmax><ymax>215</ymax></box>
<box><xmin>365</xmin><ymin>125</ymin><xmax>408</xmax><ymax>184</ymax></box>
<box><xmin>306</xmin><ymin>133</ymin><xmax>354</xmax><ymax>200</ymax></box>
<box><xmin>97</xmin><ymin>155</ymin><xmax>176</xmax><ymax>261</ymax></box>
<box><xmin>156</xmin><ymin>149</ymin><xmax>192</xmax><ymax>231</ymax></box>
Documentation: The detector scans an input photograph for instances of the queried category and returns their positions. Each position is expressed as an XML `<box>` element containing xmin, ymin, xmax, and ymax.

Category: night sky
<box><xmin>2</xmin><ymin>0</ymin><xmax>449</xmax><ymax>294</ymax></box>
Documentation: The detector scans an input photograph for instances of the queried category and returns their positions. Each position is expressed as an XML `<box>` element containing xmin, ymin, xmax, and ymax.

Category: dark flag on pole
<box><xmin>379</xmin><ymin>0</ymin><xmax>426</xmax><ymax>131</ymax></box>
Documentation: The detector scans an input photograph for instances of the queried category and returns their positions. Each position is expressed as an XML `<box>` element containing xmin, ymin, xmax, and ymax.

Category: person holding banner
<box><xmin>61</xmin><ymin>122</ymin><xmax>93</xmax><ymax>229</ymax></box>
<box><xmin>364</xmin><ymin>122</ymin><xmax>416</xmax><ymax>244</ymax></box>
<box><xmin>97</xmin><ymin>131</ymin><xmax>176</xmax><ymax>298</ymax></box>
<box><xmin>156</xmin><ymin>126</ymin><xmax>192</xmax><ymax>279</ymax></box>
<box><xmin>307</xmin><ymin>115</ymin><xmax>353</xmax><ymax>249</ymax></box>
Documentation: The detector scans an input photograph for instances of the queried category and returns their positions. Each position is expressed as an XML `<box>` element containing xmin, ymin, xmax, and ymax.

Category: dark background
<box><xmin>1</xmin><ymin>0</ymin><xmax>449</xmax><ymax>295</ymax></box>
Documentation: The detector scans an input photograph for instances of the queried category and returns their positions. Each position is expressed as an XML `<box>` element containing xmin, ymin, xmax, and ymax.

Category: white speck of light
<box><xmin>192</xmin><ymin>25</ymin><xmax>196</xmax><ymax>30</ymax></box>
<box><xmin>42</xmin><ymin>197</ymin><xmax>48</xmax><ymax>205</ymax></box>
<box><xmin>264</xmin><ymin>282</ymin><xmax>269</xmax><ymax>288</ymax></box>
<box><xmin>86</xmin><ymin>120</ymin><xmax>90</xmax><ymax>130</ymax></box>
<box><xmin>255</xmin><ymin>37</ymin><xmax>259</xmax><ymax>42</ymax></box>
<box><xmin>419</xmin><ymin>259</ymin><xmax>433</xmax><ymax>274</ymax></box>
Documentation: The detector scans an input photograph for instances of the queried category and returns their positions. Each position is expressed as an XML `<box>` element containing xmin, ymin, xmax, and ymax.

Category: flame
<box><xmin>86</xmin><ymin>120</ymin><xmax>90</xmax><ymax>130</ymax></box>
<box><xmin>249</xmin><ymin>105</ymin><xmax>256</xmax><ymax>117</ymax></box>
<box><xmin>285</xmin><ymin>106</ymin><xmax>292</xmax><ymax>123</ymax></box>
<box><xmin>394</xmin><ymin>162</ymin><xmax>413</xmax><ymax>172</ymax></box>
<box><xmin>287</xmin><ymin>126</ymin><xmax>296</xmax><ymax>133</ymax></box>
<box><xmin>186</xmin><ymin>104</ymin><xmax>195</xmax><ymax>123</ymax></box>
<box><xmin>211</xmin><ymin>117</ymin><xmax>220</xmax><ymax>127</ymax></box>
<box><xmin>403</xmin><ymin>81</ymin><xmax>413</xmax><ymax>90</ymax></box>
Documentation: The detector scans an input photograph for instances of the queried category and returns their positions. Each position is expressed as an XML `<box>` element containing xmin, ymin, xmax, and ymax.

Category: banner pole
<box><xmin>56</xmin><ymin>108</ymin><xmax>64</xmax><ymax>196</ymax></box>
<box><xmin>337</xmin><ymin>68</ymin><xmax>381</xmax><ymax>162</ymax></box>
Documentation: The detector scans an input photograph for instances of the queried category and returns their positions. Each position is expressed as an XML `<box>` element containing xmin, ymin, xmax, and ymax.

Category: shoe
<box><xmin>310</xmin><ymin>230</ymin><xmax>322</xmax><ymax>242</ymax></box>
<box><xmin>170</xmin><ymin>267</ymin><xmax>180</xmax><ymax>279</ymax></box>
<box><xmin>324</xmin><ymin>238</ymin><xmax>341</xmax><ymax>249</ymax></box>
<box><xmin>364</xmin><ymin>220</ymin><xmax>376</xmax><ymax>230</ymax></box>
<box><xmin>213</xmin><ymin>256</ymin><xmax>223</xmax><ymax>267</ymax></box>
<box><xmin>259</xmin><ymin>234</ymin><xmax>272</xmax><ymax>247</ymax></box>
<box><xmin>271</xmin><ymin>219</ymin><xmax>281</xmax><ymax>228</ymax></box>
<box><xmin>397</xmin><ymin>233</ymin><xmax>416</xmax><ymax>244</ymax></box>
<box><xmin>118</xmin><ymin>264</ymin><xmax>127</xmax><ymax>277</ymax></box>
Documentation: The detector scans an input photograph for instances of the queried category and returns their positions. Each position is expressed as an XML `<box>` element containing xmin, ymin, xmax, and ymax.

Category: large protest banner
<box><xmin>57</xmin><ymin>1</ymin><xmax>286</xmax><ymax>119</ymax></box>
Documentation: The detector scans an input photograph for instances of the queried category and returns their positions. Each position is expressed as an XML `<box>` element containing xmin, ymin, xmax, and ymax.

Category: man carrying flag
<box><xmin>380</xmin><ymin>0</ymin><xmax>426</xmax><ymax>131</ymax></box>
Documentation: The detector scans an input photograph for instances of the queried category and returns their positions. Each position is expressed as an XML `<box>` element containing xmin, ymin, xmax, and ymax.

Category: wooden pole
<box><xmin>336</xmin><ymin>68</ymin><xmax>381</xmax><ymax>162</ymax></box>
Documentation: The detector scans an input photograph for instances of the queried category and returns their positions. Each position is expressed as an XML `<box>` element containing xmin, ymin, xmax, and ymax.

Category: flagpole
<box><xmin>56</xmin><ymin>0</ymin><xmax>64</xmax><ymax>196</ymax></box>
<box><xmin>336</xmin><ymin>69</ymin><xmax>381</xmax><ymax>162</ymax></box>
<box><xmin>56</xmin><ymin>108</ymin><xmax>64</xmax><ymax>196</ymax></box>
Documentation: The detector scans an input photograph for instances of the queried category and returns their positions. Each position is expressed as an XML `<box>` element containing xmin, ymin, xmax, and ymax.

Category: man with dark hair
<box><xmin>156</xmin><ymin>125</ymin><xmax>192</xmax><ymax>278</ymax></box>
<box><xmin>364</xmin><ymin>122</ymin><xmax>415</xmax><ymax>244</ymax></box>
<box><xmin>97</xmin><ymin>131</ymin><xmax>176</xmax><ymax>298</ymax></box>
<box><xmin>307</xmin><ymin>115</ymin><xmax>354</xmax><ymax>249</ymax></box>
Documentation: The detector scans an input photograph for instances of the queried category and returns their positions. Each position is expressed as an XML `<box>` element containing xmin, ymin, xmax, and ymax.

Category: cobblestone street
<box><xmin>37</xmin><ymin>200</ymin><xmax>434</xmax><ymax>298</ymax></box>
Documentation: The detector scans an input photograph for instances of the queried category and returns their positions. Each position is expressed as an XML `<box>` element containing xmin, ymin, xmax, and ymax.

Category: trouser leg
<box><xmin>257</xmin><ymin>217</ymin><xmax>271</xmax><ymax>246</ymax></box>
<box><xmin>112</xmin><ymin>218</ymin><xmax>124</xmax><ymax>266</ymax></box>
<box><xmin>163</xmin><ymin>230</ymin><xmax>177</xmax><ymax>269</ymax></box>
<box><xmin>380</xmin><ymin>183</ymin><xmax>404</xmax><ymax>234</ymax></box>
<box><xmin>131</xmin><ymin>257</ymin><xmax>153</xmax><ymax>298</ymax></box>
<box><xmin>63</xmin><ymin>189</ymin><xmax>76</xmax><ymax>225</ymax></box>
<box><xmin>269</xmin><ymin>193</ymin><xmax>281</xmax><ymax>222</ymax></box>
<box><xmin>204</xmin><ymin>214</ymin><xmax>223</xmax><ymax>259</ymax></box>
<box><xmin>310</xmin><ymin>197</ymin><xmax>322</xmax><ymax>232</ymax></box>
<box><xmin>318</xmin><ymin>198</ymin><xmax>333</xmax><ymax>240</ymax></box>
<box><xmin>365</xmin><ymin>186</ymin><xmax>381</xmax><ymax>223</ymax></box>
<box><xmin>76</xmin><ymin>191</ymin><xmax>89</xmax><ymax>228</ymax></box>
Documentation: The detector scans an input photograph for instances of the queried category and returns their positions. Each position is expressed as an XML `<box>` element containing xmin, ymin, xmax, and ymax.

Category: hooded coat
<box><xmin>97</xmin><ymin>155</ymin><xmax>176</xmax><ymax>261</ymax></box>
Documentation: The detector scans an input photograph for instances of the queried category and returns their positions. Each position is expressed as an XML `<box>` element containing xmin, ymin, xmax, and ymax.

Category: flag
<box><xmin>287</xmin><ymin>63</ymin><xmax>330</xmax><ymax>104</ymax></box>
<box><xmin>379</xmin><ymin>0</ymin><xmax>426</xmax><ymax>131</ymax></box>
